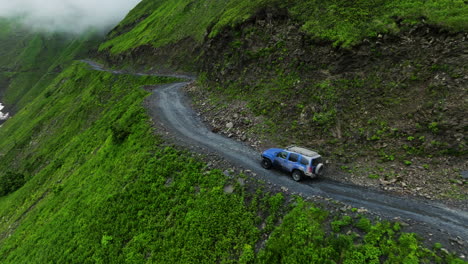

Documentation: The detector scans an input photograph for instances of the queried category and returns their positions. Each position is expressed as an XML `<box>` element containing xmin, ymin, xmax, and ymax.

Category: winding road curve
<box><xmin>84</xmin><ymin>60</ymin><xmax>468</xmax><ymax>248</ymax></box>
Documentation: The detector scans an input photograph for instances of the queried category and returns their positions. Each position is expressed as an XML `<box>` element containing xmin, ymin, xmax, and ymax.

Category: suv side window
<box><xmin>300</xmin><ymin>157</ymin><xmax>309</xmax><ymax>166</ymax></box>
<box><xmin>288</xmin><ymin>153</ymin><xmax>299</xmax><ymax>162</ymax></box>
<box><xmin>277</xmin><ymin>151</ymin><xmax>288</xmax><ymax>159</ymax></box>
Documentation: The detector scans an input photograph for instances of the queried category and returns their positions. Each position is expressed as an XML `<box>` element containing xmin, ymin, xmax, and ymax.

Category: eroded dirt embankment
<box><xmin>189</xmin><ymin>10</ymin><xmax>468</xmax><ymax>203</ymax></box>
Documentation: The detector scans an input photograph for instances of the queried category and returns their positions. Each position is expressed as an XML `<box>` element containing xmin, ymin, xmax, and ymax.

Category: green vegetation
<box><xmin>101</xmin><ymin>0</ymin><xmax>468</xmax><ymax>54</ymax></box>
<box><xmin>100</xmin><ymin>0</ymin><xmax>270</xmax><ymax>54</ymax></box>
<box><xmin>0</xmin><ymin>172</ymin><xmax>25</xmax><ymax>197</ymax></box>
<box><xmin>289</xmin><ymin>0</ymin><xmax>468</xmax><ymax>46</ymax></box>
<box><xmin>428</xmin><ymin>121</ymin><xmax>439</xmax><ymax>134</ymax></box>
<box><xmin>257</xmin><ymin>201</ymin><xmax>465</xmax><ymax>263</ymax></box>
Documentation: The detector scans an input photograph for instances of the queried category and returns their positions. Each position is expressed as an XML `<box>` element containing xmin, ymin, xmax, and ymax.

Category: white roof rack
<box><xmin>286</xmin><ymin>146</ymin><xmax>320</xmax><ymax>158</ymax></box>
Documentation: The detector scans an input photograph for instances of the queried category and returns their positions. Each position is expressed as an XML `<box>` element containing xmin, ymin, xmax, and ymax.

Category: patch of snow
<box><xmin>0</xmin><ymin>103</ymin><xmax>9</xmax><ymax>120</ymax></box>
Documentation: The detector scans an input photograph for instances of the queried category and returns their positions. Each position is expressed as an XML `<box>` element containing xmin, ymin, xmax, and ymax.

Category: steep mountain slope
<box><xmin>99</xmin><ymin>0</ymin><xmax>467</xmax><ymax>201</ymax></box>
<box><xmin>0</xmin><ymin>1</ymin><xmax>467</xmax><ymax>263</ymax></box>
<box><xmin>99</xmin><ymin>0</ymin><xmax>467</xmax><ymax>60</ymax></box>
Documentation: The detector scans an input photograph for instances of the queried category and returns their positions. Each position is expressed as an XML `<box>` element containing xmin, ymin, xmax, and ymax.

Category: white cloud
<box><xmin>0</xmin><ymin>0</ymin><xmax>141</xmax><ymax>34</ymax></box>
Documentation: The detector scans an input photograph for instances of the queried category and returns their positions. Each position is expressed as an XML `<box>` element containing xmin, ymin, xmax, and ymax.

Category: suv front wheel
<box><xmin>261</xmin><ymin>158</ymin><xmax>272</xmax><ymax>169</ymax></box>
<box><xmin>292</xmin><ymin>170</ymin><xmax>303</xmax><ymax>182</ymax></box>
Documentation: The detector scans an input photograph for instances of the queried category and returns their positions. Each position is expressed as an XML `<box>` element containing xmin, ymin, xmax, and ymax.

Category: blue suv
<box><xmin>261</xmin><ymin>146</ymin><xmax>324</xmax><ymax>181</ymax></box>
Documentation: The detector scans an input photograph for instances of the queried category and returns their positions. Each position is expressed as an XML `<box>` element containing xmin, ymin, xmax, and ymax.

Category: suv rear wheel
<box><xmin>261</xmin><ymin>158</ymin><xmax>272</xmax><ymax>169</ymax></box>
<box><xmin>292</xmin><ymin>170</ymin><xmax>302</xmax><ymax>182</ymax></box>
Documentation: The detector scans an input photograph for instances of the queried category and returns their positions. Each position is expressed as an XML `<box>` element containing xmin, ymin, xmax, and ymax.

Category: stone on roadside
<box><xmin>357</xmin><ymin>208</ymin><xmax>368</xmax><ymax>213</ymax></box>
<box><xmin>461</xmin><ymin>171</ymin><xmax>468</xmax><ymax>179</ymax></box>
<box><xmin>399</xmin><ymin>221</ymin><xmax>410</xmax><ymax>227</ymax></box>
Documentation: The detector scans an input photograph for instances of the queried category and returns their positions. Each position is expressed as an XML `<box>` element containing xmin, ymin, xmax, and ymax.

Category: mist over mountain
<box><xmin>0</xmin><ymin>0</ymin><xmax>141</xmax><ymax>34</ymax></box>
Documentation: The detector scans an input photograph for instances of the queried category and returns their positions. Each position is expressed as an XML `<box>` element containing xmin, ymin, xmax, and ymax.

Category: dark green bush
<box><xmin>0</xmin><ymin>171</ymin><xmax>26</xmax><ymax>197</ymax></box>
<box><xmin>110</xmin><ymin>123</ymin><xmax>131</xmax><ymax>143</ymax></box>
<box><xmin>331</xmin><ymin>215</ymin><xmax>353</xmax><ymax>232</ymax></box>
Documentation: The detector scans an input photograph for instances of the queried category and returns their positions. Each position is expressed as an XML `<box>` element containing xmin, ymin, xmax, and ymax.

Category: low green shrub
<box><xmin>332</xmin><ymin>215</ymin><xmax>353</xmax><ymax>232</ymax></box>
<box><xmin>355</xmin><ymin>217</ymin><xmax>372</xmax><ymax>232</ymax></box>
<box><xmin>0</xmin><ymin>171</ymin><xmax>25</xmax><ymax>197</ymax></box>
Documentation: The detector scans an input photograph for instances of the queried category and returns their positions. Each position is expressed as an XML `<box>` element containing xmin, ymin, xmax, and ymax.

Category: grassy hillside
<box><xmin>0</xmin><ymin>18</ymin><xmax>101</xmax><ymax>111</ymax></box>
<box><xmin>100</xmin><ymin>0</ymin><xmax>467</xmax><ymax>54</ymax></box>
<box><xmin>0</xmin><ymin>62</ymin><xmax>463</xmax><ymax>263</ymax></box>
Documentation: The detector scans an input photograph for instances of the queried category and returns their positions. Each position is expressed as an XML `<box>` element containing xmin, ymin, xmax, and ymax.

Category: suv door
<box><xmin>273</xmin><ymin>151</ymin><xmax>288</xmax><ymax>169</ymax></box>
<box><xmin>285</xmin><ymin>153</ymin><xmax>300</xmax><ymax>172</ymax></box>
